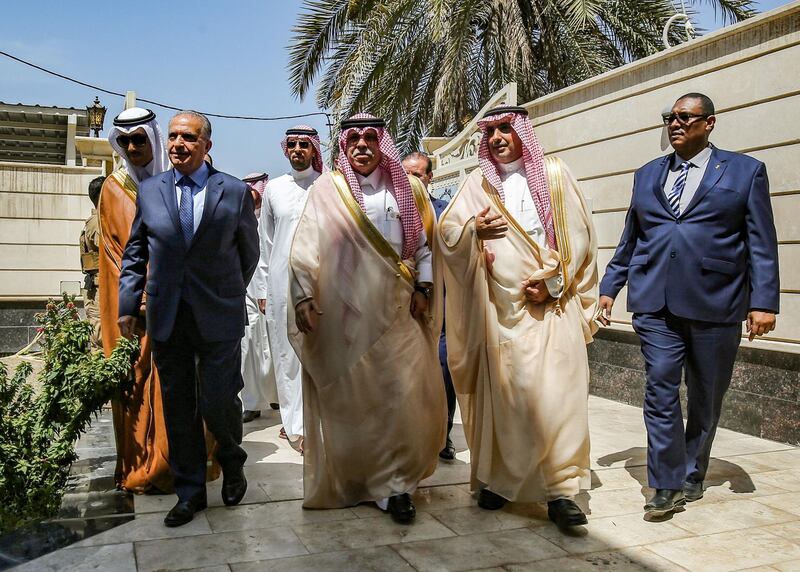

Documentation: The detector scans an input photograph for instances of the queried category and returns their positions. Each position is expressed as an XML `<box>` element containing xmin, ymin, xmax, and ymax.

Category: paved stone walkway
<box><xmin>16</xmin><ymin>396</ymin><xmax>800</xmax><ymax>571</ymax></box>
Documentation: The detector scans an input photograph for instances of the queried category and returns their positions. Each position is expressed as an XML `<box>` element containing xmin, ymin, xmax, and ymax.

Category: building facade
<box><xmin>425</xmin><ymin>2</ymin><xmax>800</xmax><ymax>444</ymax></box>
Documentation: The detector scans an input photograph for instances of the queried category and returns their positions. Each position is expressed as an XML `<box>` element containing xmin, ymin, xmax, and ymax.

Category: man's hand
<box><xmin>483</xmin><ymin>246</ymin><xmax>496</xmax><ymax>273</ymax></box>
<box><xmin>295</xmin><ymin>299</ymin><xmax>323</xmax><ymax>334</ymax></box>
<box><xmin>258</xmin><ymin>298</ymin><xmax>266</xmax><ymax>314</ymax></box>
<box><xmin>597</xmin><ymin>296</ymin><xmax>614</xmax><ymax>326</ymax></box>
<box><xmin>118</xmin><ymin>315</ymin><xmax>138</xmax><ymax>340</ymax></box>
<box><xmin>747</xmin><ymin>310</ymin><xmax>776</xmax><ymax>341</ymax></box>
<box><xmin>475</xmin><ymin>206</ymin><xmax>508</xmax><ymax>241</ymax></box>
<box><xmin>410</xmin><ymin>291</ymin><xmax>429</xmax><ymax>320</ymax></box>
<box><xmin>522</xmin><ymin>278</ymin><xmax>552</xmax><ymax>305</ymax></box>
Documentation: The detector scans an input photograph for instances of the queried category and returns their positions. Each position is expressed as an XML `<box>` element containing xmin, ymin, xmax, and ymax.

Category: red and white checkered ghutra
<box><xmin>337</xmin><ymin>113</ymin><xmax>423</xmax><ymax>260</ymax></box>
<box><xmin>477</xmin><ymin>107</ymin><xmax>557</xmax><ymax>250</ymax></box>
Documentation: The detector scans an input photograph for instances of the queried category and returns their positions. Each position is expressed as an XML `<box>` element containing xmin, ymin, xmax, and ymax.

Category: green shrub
<box><xmin>0</xmin><ymin>294</ymin><xmax>137</xmax><ymax>533</ymax></box>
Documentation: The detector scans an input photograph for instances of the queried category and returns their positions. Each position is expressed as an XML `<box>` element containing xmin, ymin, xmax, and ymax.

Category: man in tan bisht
<box><xmin>436</xmin><ymin>105</ymin><xmax>599</xmax><ymax>530</ymax></box>
<box><xmin>288</xmin><ymin>113</ymin><xmax>445</xmax><ymax>524</ymax></box>
<box><xmin>100</xmin><ymin>107</ymin><xmax>219</xmax><ymax>492</ymax></box>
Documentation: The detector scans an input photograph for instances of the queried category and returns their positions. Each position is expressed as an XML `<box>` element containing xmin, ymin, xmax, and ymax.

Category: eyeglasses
<box><xmin>662</xmin><ymin>112</ymin><xmax>709</xmax><ymax>126</ymax></box>
<box><xmin>116</xmin><ymin>133</ymin><xmax>149</xmax><ymax>147</ymax></box>
<box><xmin>287</xmin><ymin>140</ymin><xmax>310</xmax><ymax>149</ymax></box>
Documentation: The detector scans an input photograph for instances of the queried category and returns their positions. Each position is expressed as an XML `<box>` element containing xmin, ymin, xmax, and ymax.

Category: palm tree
<box><xmin>288</xmin><ymin>0</ymin><xmax>755</xmax><ymax>155</ymax></box>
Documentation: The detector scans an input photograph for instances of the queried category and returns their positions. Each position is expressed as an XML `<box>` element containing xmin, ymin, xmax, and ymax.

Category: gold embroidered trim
<box><xmin>482</xmin><ymin>178</ymin><xmax>542</xmax><ymax>255</ymax></box>
<box><xmin>110</xmin><ymin>168</ymin><xmax>138</xmax><ymax>203</ymax></box>
<box><xmin>409</xmin><ymin>175</ymin><xmax>435</xmax><ymax>243</ymax></box>
<box><xmin>481</xmin><ymin>158</ymin><xmax>573</xmax><ymax>290</ymax></box>
<box><xmin>330</xmin><ymin>170</ymin><xmax>415</xmax><ymax>285</ymax></box>
<box><xmin>546</xmin><ymin>156</ymin><xmax>572</xmax><ymax>289</ymax></box>
<box><xmin>98</xmin><ymin>169</ymin><xmax>139</xmax><ymax>273</ymax></box>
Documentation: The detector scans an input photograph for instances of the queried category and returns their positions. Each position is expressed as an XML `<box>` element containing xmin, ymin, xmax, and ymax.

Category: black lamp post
<box><xmin>86</xmin><ymin>96</ymin><xmax>107</xmax><ymax>137</ymax></box>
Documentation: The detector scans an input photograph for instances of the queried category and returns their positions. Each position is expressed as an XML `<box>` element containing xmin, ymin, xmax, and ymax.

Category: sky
<box><xmin>0</xmin><ymin>0</ymin><xmax>792</xmax><ymax>178</ymax></box>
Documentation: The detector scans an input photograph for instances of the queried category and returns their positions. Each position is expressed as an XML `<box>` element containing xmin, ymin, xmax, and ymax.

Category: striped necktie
<box><xmin>178</xmin><ymin>176</ymin><xmax>195</xmax><ymax>246</ymax></box>
<box><xmin>668</xmin><ymin>161</ymin><xmax>691</xmax><ymax>216</ymax></box>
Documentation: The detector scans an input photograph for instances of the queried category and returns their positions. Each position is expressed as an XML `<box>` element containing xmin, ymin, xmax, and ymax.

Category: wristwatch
<box><xmin>415</xmin><ymin>284</ymin><xmax>433</xmax><ymax>299</ymax></box>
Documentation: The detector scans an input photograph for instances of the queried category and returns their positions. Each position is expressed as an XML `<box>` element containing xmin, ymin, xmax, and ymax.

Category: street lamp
<box><xmin>86</xmin><ymin>96</ymin><xmax>107</xmax><ymax>137</ymax></box>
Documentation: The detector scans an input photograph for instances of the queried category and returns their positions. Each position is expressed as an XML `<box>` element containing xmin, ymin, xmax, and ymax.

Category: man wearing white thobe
<box><xmin>241</xmin><ymin>172</ymin><xmax>278</xmax><ymax>423</ymax></box>
<box><xmin>255</xmin><ymin>126</ymin><xmax>324</xmax><ymax>445</ymax></box>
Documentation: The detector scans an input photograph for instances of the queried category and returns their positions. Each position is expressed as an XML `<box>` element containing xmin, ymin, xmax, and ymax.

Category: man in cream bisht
<box><xmin>240</xmin><ymin>172</ymin><xmax>278</xmax><ymax>424</ymax></box>
<box><xmin>289</xmin><ymin>113</ymin><xmax>445</xmax><ymax>523</ymax></box>
<box><xmin>437</xmin><ymin>105</ymin><xmax>598</xmax><ymax>530</ymax></box>
<box><xmin>256</xmin><ymin>126</ymin><xmax>325</xmax><ymax>446</ymax></box>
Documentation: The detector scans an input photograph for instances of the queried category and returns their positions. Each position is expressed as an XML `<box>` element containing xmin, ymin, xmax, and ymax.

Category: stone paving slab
<box><xmin>15</xmin><ymin>396</ymin><xmax>800</xmax><ymax>571</ymax></box>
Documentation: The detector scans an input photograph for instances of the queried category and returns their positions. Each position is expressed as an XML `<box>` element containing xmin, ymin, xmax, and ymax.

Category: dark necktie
<box><xmin>668</xmin><ymin>161</ymin><xmax>691</xmax><ymax>216</ymax></box>
<box><xmin>178</xmin><ymin>176</ymin><xmax>195</xmax><ymax>246</ymax></box>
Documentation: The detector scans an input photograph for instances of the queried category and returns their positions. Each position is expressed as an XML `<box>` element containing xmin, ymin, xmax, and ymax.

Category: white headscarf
<box><xmin>108</xmin><ymin>107</ymin><xmax>169</xmax><ymax>185</ymax></box>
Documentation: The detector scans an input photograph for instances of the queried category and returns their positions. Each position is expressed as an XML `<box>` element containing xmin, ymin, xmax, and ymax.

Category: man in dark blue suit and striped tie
<box><xmin>598</xmin><ymin>93</ymin><xmax>779</xmax><ymax>517</ymax></box>
<box><xmin>119</xmin><ymin>111</ymin><xmax>259</xmax><ymax>527</ymax></box>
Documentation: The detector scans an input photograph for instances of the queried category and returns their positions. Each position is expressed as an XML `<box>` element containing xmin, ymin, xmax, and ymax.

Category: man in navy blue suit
<box><xmin>402</xmin><ymin>152</ymin><xmax>457</xmax><ymax>461</ymax></box>
<box><xmin>598</xmin><ymin>93</ymin><xmax>779</xmax><ymax>517</ymax></box>
<box><xmin>118</xmin><ymin>111</ymin><xmax>259</xmax><ymax>527</ymax></box>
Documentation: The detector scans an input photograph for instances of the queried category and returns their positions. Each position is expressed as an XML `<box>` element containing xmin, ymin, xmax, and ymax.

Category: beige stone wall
<box><xmin>0</xmin><ymin>162</ymin><xmax>102</xmax><ymax>299</ymax></box>
<box><xmin>427</xmin><ymin>2</ymin><xmax>800</xmax><ymax>353</ymax></box>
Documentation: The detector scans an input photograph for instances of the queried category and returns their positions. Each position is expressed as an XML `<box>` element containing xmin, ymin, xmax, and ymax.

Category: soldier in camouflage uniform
<box><xmin>80</xmin><ymin>176</ymin><xmax>105</xmax><ymax>349</ymax></box>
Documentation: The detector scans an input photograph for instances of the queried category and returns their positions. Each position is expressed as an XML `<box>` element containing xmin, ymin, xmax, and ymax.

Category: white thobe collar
<box><xmin>496</xmin><ymin>156</ymin><xmax>525</xmax><ymax>177</ymax></box>
<box><xmin>354</xmin><ymin>168</ymin><xmax>384</xmax><ymax>191</ymax></box>
<box><xmin>292</xmin><ymin>166</ymin><xmax>317</xmax><ymax>181</ymax></box>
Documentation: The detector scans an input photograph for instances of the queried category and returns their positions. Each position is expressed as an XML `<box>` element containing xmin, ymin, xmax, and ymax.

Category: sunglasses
<box><xmin>116</xmin><ymin>133</ymin><xmax>149</xmax><ymax>147</ymax></box>
<box><xmin>661</xmin><ymin>112</ymin><xmax>709</xmax><ymax>126</ymax></box>
<box><xmin>287</xmin><ymin>140</ymin><xmax>310</xmax><ymax>149</ymax></box>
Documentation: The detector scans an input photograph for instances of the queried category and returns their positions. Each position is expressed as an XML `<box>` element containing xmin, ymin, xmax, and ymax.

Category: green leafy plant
<box><xmin>0</xmin><ymin>294</ymin><xmax>138</xmax><ymax>534</ymax></box>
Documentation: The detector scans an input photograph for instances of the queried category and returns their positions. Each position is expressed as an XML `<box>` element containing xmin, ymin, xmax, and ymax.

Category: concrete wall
<box><xmin>426</xmin><ymin>2</ymin><xmax>800</xmax><ymax>443</ymax></box>
<box><xmin>428</xmin><ymin>1</ymin><xmax>800</xmax><ymax>354</ymax></box>
<box><xmin>0</xmin><ymin>161</ymin><xmax>101</xmax><ymax>352</ymax></box>
<box><xmin>0</xmin><ymin>161</ymin><xmax>101</xmax><ymax>299</ymax></box>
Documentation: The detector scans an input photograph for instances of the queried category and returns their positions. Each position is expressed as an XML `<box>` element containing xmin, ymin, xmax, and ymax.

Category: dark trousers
<box><xmin>153</xmin><ymin>301</ymin><xmax>247</xmax><ymax>502</ymax></box>
<box><xmin>439</xmin><ymin>332</ymin><xmax>456</xmax><ymax>437</ymax></box>
<box><xmin>633</xmin><ymin>310</ymin><xmax>740</xmax><ymax>490</ymax></box>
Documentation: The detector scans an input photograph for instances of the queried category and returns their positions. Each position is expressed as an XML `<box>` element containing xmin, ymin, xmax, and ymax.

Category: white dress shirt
<box><xmin>174</xmin><ymin>161</ymin><xmax>210</xmax><ymax>234</ymax></box>
<box><xmin>663</xmin><ymin>145</ymin><xmax>713</xmax><ymax>212</ymax></box>
<box><xmin>354</xmin><ymin>169</ymin><xmax>433</xmax><ymax>283</ymax></box>
<box><xmin>497</xmin><ymin>158</ymin><xmax>562</xmax><ymax>298</ymax></box>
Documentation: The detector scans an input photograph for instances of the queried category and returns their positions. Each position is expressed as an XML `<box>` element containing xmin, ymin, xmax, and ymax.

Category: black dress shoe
<box><xmin>387</xmin><ymin>493</ymin><xmax>416</xmax><ymax>524</ymax></box>
<box><xmin>164</xmin><ymin>494</ymin><xmax>207</xmax><ymax>527</ymax></box>
<box><xmin>222</xmin><ymin>465</ymin><xmax>247</xmax><ymax>506</ymax></box>
<box><xmin>683</xmin><ymin>480</ymin><xmax>704</xmax><ymax>502</ymax></box>
<box><xmin>439</xmin><ymin>437</ymin><xmax>456</xmax><ymax>460</ymax></box>
<box><xmin>644</xmin><ymin>489</ymin><xmax>685</xmax><ymax>516</ymax></box>
<box><xmin>242</xmin><ymin>410</ymin><xmax>261</xmax><ymax>423</ymax></box>
<box><xmin>478</xmin><ymin>488</ymin><xmax>507</xmax><ymax>510</ymax></box>
<box><xmin>269</xmin><ymin>402</ymin><xmax>280</xmax><ymax>410</ymax></box>
<box><xmin>547</xmin><ymin>498</ymin><xmax>588</xmax><ymax>528</ymax></box>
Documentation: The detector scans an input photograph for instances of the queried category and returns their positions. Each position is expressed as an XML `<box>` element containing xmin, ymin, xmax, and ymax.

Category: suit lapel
<box><xmin>189</xmin><ymin>173</ymin><xmax>224</xmax><ymax>249</ymax></box>
<box><xmin>159</xmin><ymin>171</ymin><xmax>183</xmax><ymax>238</ymax></box>
<box><xmin>680</xmin><ymin>147</ymin><xmax>727</xmax><ymax>218</ymax></box>
<box><xmin>651</xmin><ymin>155</ymin><xmax>673</xmax><ymax>216</ymax></box>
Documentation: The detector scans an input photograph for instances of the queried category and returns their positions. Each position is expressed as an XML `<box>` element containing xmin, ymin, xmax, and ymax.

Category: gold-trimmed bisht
<box><xmin>481</xmin><ymin>156</ymin><xmax>573</xmax><ymax>314</ymax></box>
<box><xmin>329</xmin><ymin>170</ymin><xmax>416</xmax><ymax>285</ymax></box>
